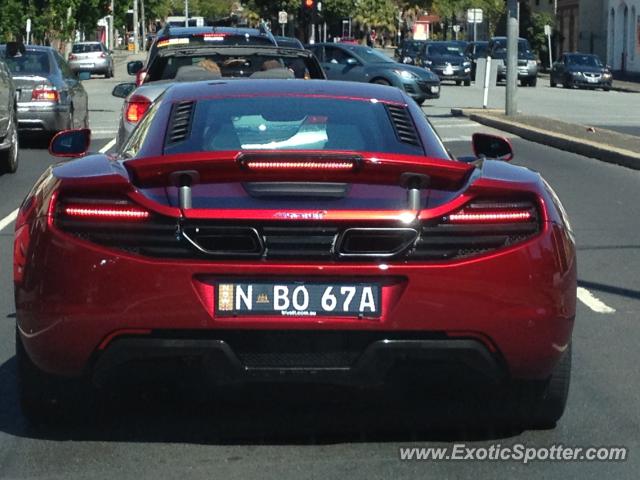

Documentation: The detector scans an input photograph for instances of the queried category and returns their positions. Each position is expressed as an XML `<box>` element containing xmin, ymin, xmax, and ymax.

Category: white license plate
<box><xmin>587</xmin><ymin>77</ymin><xmax>597</xmax><ymax>83</ymax></box>
<box><xmin>431</xmin><ymin>86</ymin><xmax>440</xmax><ymax>93</ymax></box>
<box><xmin>216</xmin><ymin>282</ymin><xmax>381</xmax><ymax>317</ymax></box>
<box><xmin>80</xmin><ymin>63</ymin><xmax>95</xmax><ymax>68</ymax></box>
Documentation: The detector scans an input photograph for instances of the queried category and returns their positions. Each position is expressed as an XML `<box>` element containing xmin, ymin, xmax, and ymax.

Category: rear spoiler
<box><xmin>124</xmin><ymin>150</ymin><xmax>474</xmax><ymax>190</ymax></box>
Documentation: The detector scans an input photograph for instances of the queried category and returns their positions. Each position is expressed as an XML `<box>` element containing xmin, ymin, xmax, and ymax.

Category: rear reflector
<box><xmin>244</xmin><ymin>160</ymin><xmax>355</xmax><ymax>171</ymax></box>
<box><xmin>448</xmin><ymin>210</ymin><xmax>533</xmax><ymax>223</ymax></box>
<box><xmin>31</xmin><ymin>88</ymin><xmax>59</xmax><ymax>102</ymax></box>
<box><xmin>62</xmin><ymin>204</ymin><xmax>150</xmax><ymax>221</ymax></box>
<box><xmin>125</xmin><ymin>95</ymin><xmax>151</xmax><ymax>123</ymax></box>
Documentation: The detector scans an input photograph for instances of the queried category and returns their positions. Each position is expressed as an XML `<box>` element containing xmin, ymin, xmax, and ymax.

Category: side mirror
<box><xmin>112</xmin><ymin>82</ymin><xmax>136</xmax><ymax>98</ymax></box>
<box><xmin>472</xmin><ymin>133</ymin><xmax>513</xmax><ymax>161</ymax></box>
<box><xmin>127</xmin><ymin>60</ymin><xmax>144</xmax><ymax>75</ymax></box>
<box><xmin>49</xmin><ymin>129</ymin><xmax>91</xmax><ymax>158</ymax></box>
<box><xmin>77</xmin><ymin>71</ymin><xmax>91</xmax><ymax>81</ymax></box>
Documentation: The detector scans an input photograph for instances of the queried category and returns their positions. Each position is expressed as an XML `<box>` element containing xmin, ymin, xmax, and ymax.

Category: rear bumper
<box><xmin>16</xmin><ymin>221</ymin><xmax>576</xmax><ymax>382</ymax></box>
<box><xmin>69</xmin><ymin>58</ymin><xmax>111</xmax><ymax>73</ymax></box>
<box><xmin>92</xmin><ymin>333</ymin><xmax>505</xmax><ymax>387</ymax></box>
<box><xmin>17</xmin><ymin>103</ymin><xmax>69</xmax><ymax>132</ymax></box>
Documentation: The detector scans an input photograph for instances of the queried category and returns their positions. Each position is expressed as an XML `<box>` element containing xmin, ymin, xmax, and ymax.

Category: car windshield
<box><xmin>567</xmin><ymin>55</ymin><xmax>602</xmax><ymax>67</ymax></box>
<box><xmin>491</xmin><ymin>39</ymin><xmax>530</xmax><ymax>57</ymax></box>
<box><xmin>348</xmin><ymin>47</ymin><xmax>394</xmax><ymax>63</ymax></box>
<box><xmin>474</xmin><ymin>44</ymin><xmax>488</xmax><ymax>57</ymax></box>
<box><xmin>0</xmin><ymin>50</ymin><xmax>51</xmax><ymax>75</ymax></box>
<box><xmin>164</xmin><ymin>96</ymin><xmax>424</xmax><ymax>156</ymax></box>
<box><xmin>427</xmin><ymin>44</ymin><xmax>464</xmax><ymax>56</ymax></box>
<box><xmin>403</xmin><ymin>41</ymin><xmax>425</xmax><ymax>53</ymax></box>
<box><xmin>149</xmin><ymin>53</ymin><xmax>312</xmax><ymax>80</ymax></box>
<box><xmin>72</xmin><ymin>43</ymin><xmax>103</xmax><ymax>53</ymax></box>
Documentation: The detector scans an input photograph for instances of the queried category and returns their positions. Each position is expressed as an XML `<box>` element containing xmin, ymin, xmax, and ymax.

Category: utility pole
<box><xmin>140</xmin><ymin>0</ymin><xmax>146</xmax><ymax>51</ymax></box>
<box><xmin>505</xmin><ymin>0</ymin><xmax>518</xmax><ymax>116</ymax></box>
<box><xmin>133</xmin><ymin>0</ymin><xmax>139</xmax><ymax>53</ymax></box>
<box><xmin>184</xmin><ymin>0</ymin><xmax>189</xmax><ymax>27</ymax></box>
<box><xmin>109</xmin><ymin>0</ymin><xmax>114</xmax><ymax>50</ymax></box>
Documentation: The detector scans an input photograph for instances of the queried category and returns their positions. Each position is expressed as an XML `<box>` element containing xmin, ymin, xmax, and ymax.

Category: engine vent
<box><xmin>166</xmin><ymin>101</ymin><xmax>195</xmax><ymax>145</ymax></box>
<box><xmin>385</xmin><ymin>104</ymin><xmax>421</xmax><ymax>147</ymax></box>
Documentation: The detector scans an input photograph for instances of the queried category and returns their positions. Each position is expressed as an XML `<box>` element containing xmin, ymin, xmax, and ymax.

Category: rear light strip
<box><xmin>448</xmin><ymin>210</ymin><xmax>533</xmax><ymax>223</ymax></box>
<box><xmin>245</xmin><ymin>160</ymin><xmax>355</xmax><ymax>171</ymax></box>
<box><xmin>62</xmin><ymin>204</ymin><xmax>150</xmax><ymax>220</ymax></box>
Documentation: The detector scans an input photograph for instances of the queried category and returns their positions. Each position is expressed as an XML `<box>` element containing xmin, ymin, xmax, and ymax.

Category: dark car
<box><xmin>0</xmin><ymin>43</ymin><xmax>89</xmax><ymax>140</ymax></box>
<box><xmin>112</xmin><ymin>42</ymin><xmax>325</xmax><ymax>150</ymax></box>
<box><xmin>19</xmin><ymin>79</ymin><xmax>576</xmax><ymax>429</ymax></box>
<box><xmin>418</xmin><ymin>41</ymin><xmax>472</xmax><ymax>86</ymax></box>
<box><xmin>133</xmin><ymin>25</ymin><xmax>278</xmax><ymax>85</ymax></box>
<box><xmin>307</xmin><ymin>43</ymin><xmax>440</xmax><ymax>105</ymax></box>
<box><xmin>550</xmin><ymin>53</ymin><xmax>612</xmax><ymax>90</ymax></box>
<box><xmin>464</xmin><ymin>41</ymin><xmax>488</xmax><ymax>81</ymax></box>
<box><xmin>488</xmin><ymin>37</ymin><xmax>538</xmax><ymax>86</ymax></box>
<box><xmin>0</xmin><ymin>54</ymin><xmax>18</xmax><ymax>173</ymax></box>
<box><xmin>395</xmin><ymin>39</ymin><xmax>428</xmax><ymax>64</ymax></box>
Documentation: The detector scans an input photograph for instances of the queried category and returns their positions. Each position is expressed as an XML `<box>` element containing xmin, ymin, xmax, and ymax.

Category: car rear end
<box><xmin>0</xmin><ymin>46</ymin><xmax>70</xmax><ymax>134</ymax></box>
<box><xmin>17</xmin><ymin>84</ymin><xmax>575</xmax><ymax>392</ymax></box>
<box><xmin>68</xmin><ymin>42</ymin><xmax>111</xmax><ymax>75</ymax></box>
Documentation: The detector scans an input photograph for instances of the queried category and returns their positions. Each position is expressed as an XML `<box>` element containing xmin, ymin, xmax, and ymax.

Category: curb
<box><xmin>452</xmin><ymin>109</ymin><xmax>640</xmax><ymax>170</ymax></box>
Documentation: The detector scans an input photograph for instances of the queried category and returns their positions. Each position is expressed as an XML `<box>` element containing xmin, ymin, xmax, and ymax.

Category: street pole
<box><xmin>184</xmin><ymin>0</ymin><xmax>189</xmax><ymax>27</ymax></box>
<box><xmin>473</xmin><ymin>10</ymin><xmax>477</xmax><ymax>42</ymax></box>
<box><xmin>140</xmin><ymin>0</ymin><xmax>146</xmax><ymax>51</ymax></box>
<box><xmin>505</xmin><ymin>0</ymin><xmax>518</xmax><ymax>116</ymax></box>
<box><xmin>133</xmin><ymin>0</ymin><xmax>139</xmax><ymax>53</ymax></box>
<box><xmin>109</xmin><ymin>0</ymin><xmax>114</xmax><ymax>50</ymax></box>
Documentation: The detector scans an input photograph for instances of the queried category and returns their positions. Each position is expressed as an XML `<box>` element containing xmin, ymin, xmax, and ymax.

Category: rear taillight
<box><xmin>68</xmin><ymin>54</ymin><xmax>77</xmax><ymax>61</ymax></box>
<box><xmin>447</xmin><ymin>200</ymin><xmax>536</xmax><ymax>224</ymax></box>
<box><xmin>32</xmin><ymin>87</ymin><xmax>59</xmax><ymax>103</ymax></box>
<box><xmin>245</xmin><ymin>160</ymin><xmax>355</xmax><ymax>171</ymax></box>
<box><xmin>100</xmin><ymin>52</ymin><xmax>107</xmax><ymax>58</ymax></box>
<box><xmin>61</xmin><ymin>202</ymin><xmax>150</xmax><ymax>221</ymax></box>
<box><xmin>125</xmin><ymin>95</ymin><xmax>151</xmax><ymax>123</ymax></box>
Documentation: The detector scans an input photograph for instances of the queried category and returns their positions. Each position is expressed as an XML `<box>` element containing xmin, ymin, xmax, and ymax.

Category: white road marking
<box><xmin>577</xmin><ymin>287</ymin><xmax>616</xmax><ymax>314</ymax></box>
<box><xmin>99</xmin><ymin>138</ymin><xmax>116</xmax><ymax>153</ymax></box>
<box><xmin>0</xmin><ymin>208</ymin><xmax>19</xmax><ymax>233</ymax></box>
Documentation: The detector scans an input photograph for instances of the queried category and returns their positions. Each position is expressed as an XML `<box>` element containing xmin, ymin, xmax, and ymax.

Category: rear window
<box><xmin>164</xmin><ymin>96</ymin><xmax>424</xmax><ymax>156</ymax></box>
<box><xmin>1</xmin><ymin>50</ymin><xmax>51</xmax><ymax>75</ymax></box>
<box><xmin>156</xmin><ymin>34</ymin><xmax>273</xmax><ymax>49</ymax></box>
<box><xmin>72</xmin><ymin>43</ymin><xmax>103</xmax><ymax>53</ymax></box>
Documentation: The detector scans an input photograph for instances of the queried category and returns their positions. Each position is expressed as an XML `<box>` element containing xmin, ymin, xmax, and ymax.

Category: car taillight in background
<box><xmin>125</xmin><ymin>94</ymin><xmax>151</xmax><ymax>123</ymax></box>
<box><xmin>32</xmin><ymin>87</ymin><xmax>59</xmax><ymax>103</ymax></box>
<box><xmin>68</xmin><ymin>54</ymin><xmax>77</xmax><ymax>61</ymax></box>
<box><xmin>100</xmin><ymin>52</ymin><xmax>107</xmax><ymax>58</ymax></box>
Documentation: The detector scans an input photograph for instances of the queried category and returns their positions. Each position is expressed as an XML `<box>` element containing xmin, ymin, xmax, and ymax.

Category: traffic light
<box><xmin>303</xmin><ymin>0</ymin><xmax>315</xmax><ymax>10</ymax></box>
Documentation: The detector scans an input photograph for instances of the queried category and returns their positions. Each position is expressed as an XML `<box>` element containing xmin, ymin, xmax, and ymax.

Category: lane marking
<box><xmin>577</xmin><ymin>287</ymin><xmax>616</xmax><ymax>314</ymax></box>
<box><xmin>99</xmin><ymin>138</ymin><xmax>116</xmax><ymax>153</ymax></box>
<box><xmin>0</xmin><ymin>208</ymin><xmax>19</xmax><ymax>232</ymax></box>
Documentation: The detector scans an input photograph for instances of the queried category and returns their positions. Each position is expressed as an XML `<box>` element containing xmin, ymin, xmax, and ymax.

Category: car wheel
<box><xmin>550</xmin><ymin>78</ymin><xmax>557</xmax><ymax>87</ymax></box>
<box><xmin>16</xmin><ymin>328</ymin><xmax>93</xmax><ymax>424</ymax></box>
<box><xmin>528</xmin><ymin>77</ymin><xmax>537</xmax><ymax>87</ymax></box>
<box><xmin>372</xmin><ymin>78</ymin><xmax>391</xmax><ymax>86</ymax></box>
<box><xmin>463</xmin><ymin>79</ymin><xmax>471</xmax><ymax>86</ymax></box>
<box><xmin>0</xmin><ymin>111</ymin><xmax>19</xmax><ymax>174</ymax></box>
<box><xmin>455</xmin><ymin>80</ymin><xmax>462</xmax><ymax>86</ymax></box>
<box><xmin>603</xmin><ymin>86</ymin><xmax>611</xmax><ymax>92</ymax></box>
<box><xmin>509</xmin><ymin>344</ymin><xmax>572</xmax><ymax>429</ymax></box>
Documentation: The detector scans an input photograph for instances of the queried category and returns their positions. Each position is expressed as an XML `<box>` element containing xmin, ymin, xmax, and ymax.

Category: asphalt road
<box><xmin>0</xmin><ymin>73</ymin><xmax>638</xmax><ymax>479</ymax></box>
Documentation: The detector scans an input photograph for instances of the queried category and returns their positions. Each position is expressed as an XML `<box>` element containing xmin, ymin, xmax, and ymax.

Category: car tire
<box><xmin>510</xmin><ymin>344</ymin><xmax>572</xmax><ymax>429</ymax></box>
<box><xmin>463</xmin><ymin>79</ymin><xmax>471</xmax><ymax>86</ymax></box>
<box><xmin>603</xmin><ymin>86</ymin><xmax>611</xmax><ymax>92</ymax></box>
<box><xmin>16</xmin><ymin>328</ymin><xmax>93</xmax><ymax>424</ymax></box>
<box><xmin>455</xmin><ymin>80</ymin><xmax>462</xmax><ymax>86</ymax></box>
<box><xmin>372</xmin><ymin>78</ymin><xmax>391</xmax><ymax>86</ymax></box>
<box><xmin>528</xmin><ymin>77</ymin><xmax>537</xmax><ymax>87</ymax></box>
<box><xmin>550</xmin><ymin>78</ymin><xmax>557</xmax><ymax>87</ymax></box>
<box><xmin>0</xmin><ymin>110</ymin><xmax>19</xmax><ymax>174</ymax></box>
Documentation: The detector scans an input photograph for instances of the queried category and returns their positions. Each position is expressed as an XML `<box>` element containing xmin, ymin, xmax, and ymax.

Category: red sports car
<box><xmin>14</xmin><ymin>80</ymin><xmax>576</xmax><ymax>427</ymax></box>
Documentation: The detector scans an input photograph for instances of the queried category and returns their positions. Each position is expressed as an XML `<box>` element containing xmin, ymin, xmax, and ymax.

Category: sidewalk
<box><xmin>111</xmin><ymin>48</ymin><xmax>147</xmax><ymax>67</ymax></box>
<box><xmin>452</xmin><ymin>108</ymin><xmax>640</xmax><ymax>170</ymax></box>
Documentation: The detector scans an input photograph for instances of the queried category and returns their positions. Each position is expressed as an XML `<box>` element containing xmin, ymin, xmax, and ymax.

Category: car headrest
<box><xmin>175</xmin><ymin>65</ymin><xmax>222</xmax><ymax>81</ymax></box>
<box><xmin>249</xmin><ymin>68</ymin><xmax>295</xmax><ymax>79</ymax></box>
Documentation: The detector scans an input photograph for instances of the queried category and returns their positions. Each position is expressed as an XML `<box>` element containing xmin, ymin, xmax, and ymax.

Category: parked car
<box><xmin>68</xmin><ymin>41</ymin><xmax>114</xmax><ymax>78</ymax></box>
<box><xmin>488</xmin><ymin>36</ymin><xmax>538</xmax><ymax>86</ymax></box>
<box><xmin>464</xmin><ymin>41</ymin><xmax>488</xmax><ymax>81</ymax></box>
<box><xmin>417</xmin><ymin>41</ymin><xmax>472</xmax><ymax>85</ymax></box>
<box><xmin>0</xmin><ymin>53</ymin><xmax>18</xmax><ymax>173</ymax></box>
<box><xmin>307</xmin><ymin>43</ymin><xmax>440</xmax><ymax>105</ymax></box>
<box><xmin>550</xmin><ymin>53</ymin><xmax>612</xmax><ymax>90</ymax></box>
<box><xmin>112</xmin><ymin>40</ymin><xmax>325</xmax><ymax>150</ymax></box>
<box><xmin>18</xmin><ymin>79</ymin><xmax>576</xmax><ymax>429</ymax></box>
<box><xmin>0</xmin><ymin>43</ymin><xmax>89</xmax><ymax>140</ymax></box>
<box><xmin>395</xmin><ymin>39</ymin><xmax>428</xmax><ymax>64</ymax></box>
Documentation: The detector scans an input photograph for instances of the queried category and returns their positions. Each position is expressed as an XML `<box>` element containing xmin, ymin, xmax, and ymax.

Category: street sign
<box><xmin>452</xmin><ymin>25</ymin><xmax>460</xmax><ymax>32</ymax></box>
<box><xmin>278</xmin><ymin>11</ymin><xmax>287</xmax><ymax>25</ymax></box>
<box><xmin>544</xmin><ymin>24</ymin><xmax>552</xmax><ymax>36</ymax></box>
<box><xmin>467</xmin><ymin>8</ymin><xmax>483</xmax><ymax>24</ymax></box>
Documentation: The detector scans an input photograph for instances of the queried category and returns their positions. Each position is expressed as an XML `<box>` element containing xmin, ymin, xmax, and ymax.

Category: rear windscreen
<box><xmin>72</xmin><ymin>43</ymin><xmax>103</xmax><ymax>53</ymax></box>
<box><xmin>165</xmin><ymin>96</ymin><xmax>425</xmax><ymax>156</ymax></box>
<box><xmin>1</xmin><ymin>50</ymin><xmax>51</xmax><ymax>75</ymax></box>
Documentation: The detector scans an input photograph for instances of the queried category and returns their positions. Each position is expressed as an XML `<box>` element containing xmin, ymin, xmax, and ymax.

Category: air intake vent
<box><xmin>385</xmin><ymin>104</ymin><xmax>421</xmax><ymax>147</ymax></box>
<box><xmin>167</xmin><ymin>101</ymin><xmax>194</xmax><ymax>144</ymax></box>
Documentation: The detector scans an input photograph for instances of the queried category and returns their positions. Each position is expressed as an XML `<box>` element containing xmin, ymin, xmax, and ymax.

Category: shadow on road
<box><xmin>0</xmin><ymin>355</ymin><xmax>525</xmax><ymax>445</ymax></box>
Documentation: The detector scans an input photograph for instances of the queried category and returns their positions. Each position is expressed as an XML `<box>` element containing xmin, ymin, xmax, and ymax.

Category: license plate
<box><xmin>431</xmin><ymin>86</ymin><xmax>440</xmax><ymax>93</ymax></box>
<box><xmin>81</xmin><ymin>63</ymin><xmax>95</xmax><ymax>68</ymax></box>
<box><xmin>587</xmin><ymin>77</ymin><xmax>597</xmax><ymax>83</ymax></box>
<box><xmin>216</xmin><ymin>282</ymin><xmax>381</xmax><ymax>317</ymax></box>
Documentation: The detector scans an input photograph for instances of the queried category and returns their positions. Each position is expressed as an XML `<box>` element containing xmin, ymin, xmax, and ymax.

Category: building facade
<box><xmin>607</xmin><ymin>0</ymin><xmax>640</xmax><ymax>72</ymax></box>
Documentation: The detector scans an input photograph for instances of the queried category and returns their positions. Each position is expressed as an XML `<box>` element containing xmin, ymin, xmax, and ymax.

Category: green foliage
<box><xmin>353</xmin><ymin>0</ymin><xmax>398</xmax><ymax>31</ymax></box>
